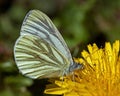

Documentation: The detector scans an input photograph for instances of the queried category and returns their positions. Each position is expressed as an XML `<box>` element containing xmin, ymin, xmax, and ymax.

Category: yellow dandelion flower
<box><xmin>44</xmin><ymin>40</ymin><xmax>120</xmax><ymax>96</ymax></box>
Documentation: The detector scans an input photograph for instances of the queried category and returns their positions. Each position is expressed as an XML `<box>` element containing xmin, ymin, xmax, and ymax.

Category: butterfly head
<box><xmin>69</xmin><ymin>62</ymin><xmax>83</xmax><ymax>73</ymax></box>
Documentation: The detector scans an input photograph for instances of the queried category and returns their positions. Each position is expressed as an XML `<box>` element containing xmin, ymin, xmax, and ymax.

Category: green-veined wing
<box><xmin>14</xmin><ymin>35</ymin><xmax>70</xmax><ymax>79</ymax></box>
<box><xmin>20</xmin><ymin>10</ymin><xmax>73</xmax><ymax>65</ymax></box>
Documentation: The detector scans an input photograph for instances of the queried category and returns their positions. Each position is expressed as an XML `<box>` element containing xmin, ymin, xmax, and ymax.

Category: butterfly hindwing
<box><xmin>20</xmin><ymin>10</ymin><xmax>73</xmax><ymax>65</ymax></box>
<box><xmin>14</xmin><ymin>35</ymin><xmax>70</xmax><ymax>79</ymax></box>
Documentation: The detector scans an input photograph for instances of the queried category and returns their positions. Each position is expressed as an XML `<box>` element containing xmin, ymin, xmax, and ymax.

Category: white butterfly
<box><xmin>14</xmin><ymin>10</ymin><xmax>82</xmax><ymax>79</ymax></box>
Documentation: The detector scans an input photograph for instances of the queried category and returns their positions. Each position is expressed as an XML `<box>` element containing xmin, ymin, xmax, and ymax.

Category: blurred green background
<box><xmin>0</xmin><ymin>0</ymin><xmax>120</xmax><ymax>96</ymax></box>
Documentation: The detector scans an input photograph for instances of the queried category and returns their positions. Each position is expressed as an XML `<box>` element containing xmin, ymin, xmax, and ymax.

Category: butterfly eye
<box><xmin>69</xmin><ymin>62</ymin><xmax>83</xmax><ymax>72</ymax></box>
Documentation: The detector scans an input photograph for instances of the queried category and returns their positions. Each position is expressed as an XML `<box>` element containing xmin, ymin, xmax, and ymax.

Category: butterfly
<box><xmin>14</xmin><ymin>10</ymin><xmax>82</xmax><ymax>79</ymax></box>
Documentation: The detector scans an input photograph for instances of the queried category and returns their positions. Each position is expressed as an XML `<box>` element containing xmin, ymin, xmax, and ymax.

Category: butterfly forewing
<box><xmin>20</xmin><ymin>10</ymin><xmax>73</xmax><ymax>65</ymax></box>
<box><xmin>14</xmin><ymin>35</ymin><xmax>70</xmax><ymax>79</ymax></box>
